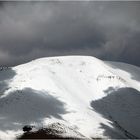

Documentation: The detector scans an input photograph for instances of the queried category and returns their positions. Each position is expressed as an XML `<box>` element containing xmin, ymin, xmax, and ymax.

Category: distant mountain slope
<box><xmin>0</xmin><ymin>56</ymin><xmax>140</xmax><ymax>140</ymax></box>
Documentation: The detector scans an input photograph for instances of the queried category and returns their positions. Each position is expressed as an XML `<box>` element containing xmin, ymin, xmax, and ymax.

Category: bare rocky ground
<box><xmin>17</xmin><ymin>123</ymin><xmax>86</xmax><ymax>139</ymax></box>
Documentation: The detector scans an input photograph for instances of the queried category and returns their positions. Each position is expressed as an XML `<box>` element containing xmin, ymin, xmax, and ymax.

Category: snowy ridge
<box><xmin>0</xmin><ymin>55</ymin><xmax>140</xmax><ymax>139</ymax></box>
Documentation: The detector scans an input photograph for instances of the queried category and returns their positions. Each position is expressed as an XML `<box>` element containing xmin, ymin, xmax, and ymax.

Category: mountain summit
<box><xmin>0</xmin><ymin>56</ymin><xmax>140</xmax><ymax>139</ymax></box>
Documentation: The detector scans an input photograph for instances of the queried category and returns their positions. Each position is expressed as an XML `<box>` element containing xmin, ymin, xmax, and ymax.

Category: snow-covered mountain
<box><xmin>0</xmin><ymin>56</ymin><xmax>140</xmax><ymax>139</ymax></box>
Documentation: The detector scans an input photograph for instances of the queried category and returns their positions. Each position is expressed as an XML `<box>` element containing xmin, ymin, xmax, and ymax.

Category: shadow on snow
<box><xmin>91</xmin><ymin>87</ymin><xmax>140</xmax><ymax>139</ymax></box>
<box><xmin>0</xmin><ymin>88</ymin><xmax>68</xmax><ymax>131</ymax></box>
<box><xmin>0</xmin><ymin>68</ymin><xmax>16</xmax><ymax>97</ymax></box>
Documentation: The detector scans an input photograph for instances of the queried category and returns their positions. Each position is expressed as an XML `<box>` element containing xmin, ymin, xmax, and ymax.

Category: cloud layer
<box><xmin>0</xmin><ymin>1</ymin><xmax>140</xmax><ymax>66</ymax></box>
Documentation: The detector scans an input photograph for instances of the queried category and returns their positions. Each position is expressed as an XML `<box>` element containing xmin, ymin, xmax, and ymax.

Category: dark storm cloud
<box><xmin>0</xmin><ymin>1</ymin><xmax>140</xmax><ymax>66</ymax></box>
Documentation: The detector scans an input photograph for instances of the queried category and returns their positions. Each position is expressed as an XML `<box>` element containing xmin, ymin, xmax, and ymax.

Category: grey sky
<box><xmin>0</xmin><ymin>1</ymin><xmax>140</xmax><ymax>66</ymax></box>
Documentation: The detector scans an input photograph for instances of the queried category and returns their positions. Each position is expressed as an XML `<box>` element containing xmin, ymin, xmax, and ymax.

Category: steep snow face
<box><xmin>0</xmin><ymin>56</ymin><xmax>140</xmax><ymax>140</ymax></box>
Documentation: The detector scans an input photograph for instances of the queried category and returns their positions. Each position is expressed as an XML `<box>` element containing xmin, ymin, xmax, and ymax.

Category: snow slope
<box><xmin>0</xmin><ymin>56</ymin><xmax>140</xmax><ymax>139</ymax></box>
